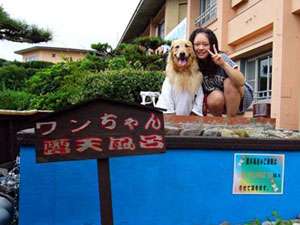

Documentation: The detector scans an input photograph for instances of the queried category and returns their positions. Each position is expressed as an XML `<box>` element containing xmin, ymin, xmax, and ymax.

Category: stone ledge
<box><xmin>163</xmin><ymin>115</ymin><xmax>300</xmax><ymax>139</ymax></box>
<box><xmin>164</xmin><ymin>115</ymin><xmax>276</xmax><ymax>128</ymax></box>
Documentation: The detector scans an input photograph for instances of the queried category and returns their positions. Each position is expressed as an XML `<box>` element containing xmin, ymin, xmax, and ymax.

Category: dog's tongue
<box><xmin>179</xmin><ymin>59</ymin><xmax>187</xmax><ymax>66</ymax></box>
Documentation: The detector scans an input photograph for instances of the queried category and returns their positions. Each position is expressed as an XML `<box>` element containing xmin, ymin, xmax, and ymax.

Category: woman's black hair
<box><xmin>189</xmin><ymin>28</ymin><xmax>220</xmax><ymax>76</ymax></box>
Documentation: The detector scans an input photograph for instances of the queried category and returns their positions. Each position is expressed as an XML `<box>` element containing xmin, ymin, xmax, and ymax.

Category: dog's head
<box><xmin>169</xmin><ymin>39</ymin><xmax>196</xmax><ymax>71</ymax></box>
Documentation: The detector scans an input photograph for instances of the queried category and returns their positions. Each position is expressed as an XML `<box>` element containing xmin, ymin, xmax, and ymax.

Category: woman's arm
<box><xmin>208</xmin><ymin>45</ymin><xmax>245</xmax><ymax>87</ymax></box>
<box><xmin>221</xmin><ymin>63</ymin><xmax>245</xmax><ymax>87</ymax></box>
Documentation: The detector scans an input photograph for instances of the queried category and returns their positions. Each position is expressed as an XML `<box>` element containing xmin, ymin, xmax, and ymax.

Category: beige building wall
<box><xmin>292</xmin><ymin>0</ymin><xmax>300</xmax><ymax>14</ymax></box>
<box><xmin>186</xmin><ymin>0</ymin><xmax>300</xmax><ymax>129</ymax></box>
<box><xmin>22</xmin><ymin>50</ymin><xmax>87</xmax><ymax>63</ymax></box>
<box><xmin>145</xmin><ymin>0</ymin><xmax>187</xmax><ymax>37</ymax></box>
<box><xmin>165</xmin><ymin>0</ymin><xmax>187</xmax><ymax>34</ymax></box>
<box><xmin>187</xmin><ymin>0</ymin><xmax>200</xmax><ymax>35</ymax></box>
<box><xmin>272</xmin><ymin>0</ymin><xmax>300</xmax><ymax>129</ymax></box>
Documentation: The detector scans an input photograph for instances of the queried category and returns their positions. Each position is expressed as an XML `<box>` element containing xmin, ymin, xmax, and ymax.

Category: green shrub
<box><xmin>0</xmin><ymin>90</ymin><xmax>35</xmax><ymax>110</ymax></box>
<box><xmin>244</xmin><ymin>211</ymin><xmax>294</xmax><ymax>225</ymax></box>
<box><xmin>28</xmin><ymin>69</ymin><xmax>87</xmax><ymax>110</ymax></box>
<box><xmin>132</xmin><ymin>36</ymin><xmax>170</xmax><ymax>50</ymax></box>
<box><xmin>114</xmin><ymin>43</ymin><xmax>166</xmax><ymax>71</ymax></box>
<box><xmin>91</xmin><ymin>42</ymin><xmax>112</xmax><ymax>57</ymax></box>
<box><xmin>81</xmin><ymin>69</ymin><xmax>164</xmax><ymax>103</ymax></box>
<box><xmin>21</xmin><ymin>60</ymin><xmax>54</xmax><ymax>69</ymax></box>
<box><xmin>0</xmin><ymin>61</ymin><xmax>54</xmax><ymax>91</ymax></box>
<box><xmin>27</xmin><ymin>69</ymin><xmax>164</xmax><ymax>110</ymax></box>
<box><xmin>0</xmin><ymin>64</ymin><xmax>30</xmax><ymax>90</ymax></box>
<box><xmin>114</xmin><ymin>43</ymin><xmax>142</xmax><ymax>63</ymax></box>
<box><xmin>29</xmin><ymin>88</ymin><xmax>83</xmax><ymax>110</ymax></box>
<box><xmin>79</xmin><ymin>53</ymin><xmax>109</xmax><ymax>72</ymax></box>
<box><xmin>0</xmin><ymin>58</ymin><xmax>7</xmax><ymax>67</ymax></box>
<box><xmin>107</xmin><ymin>56</ymin><xmax>132</xmax><ymax>70</ymax></box>
<box><xmin>26</xmin><ymin>62</ymin><xmax>83</xmax><ymax>95</ymax></box>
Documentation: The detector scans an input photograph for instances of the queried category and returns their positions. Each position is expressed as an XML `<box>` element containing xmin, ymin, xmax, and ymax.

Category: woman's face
<box><xmin>193</xmin><ymin>33</ymin><xmax>210</xmax><ymax>60</ymax></box>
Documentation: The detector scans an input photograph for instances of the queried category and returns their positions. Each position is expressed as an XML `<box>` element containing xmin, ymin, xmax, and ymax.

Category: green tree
<box><xmin>91</xmin><ymin>42</ymin><xmax>113</xmax><ymax>57</ymax></box>
<box><xmin>0</xmin><ymin>6</ymin><xmax>52</xmax><ymax>43</ymax></box>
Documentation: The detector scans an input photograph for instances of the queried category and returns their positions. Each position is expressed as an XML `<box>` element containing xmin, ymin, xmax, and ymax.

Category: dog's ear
<box><xmin>170</xmin><ymin>40</ymin><xmax>176</xmax><ymax>50</ymax></box>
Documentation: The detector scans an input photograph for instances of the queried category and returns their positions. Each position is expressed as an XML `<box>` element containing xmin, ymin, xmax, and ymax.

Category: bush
<box><xmin>114</xmin><ymin>43</ymin><xmax>166</xmax><ymax>71</ymax></box>
<box><xmin>20</xmin><ymin>60</ymin><xmax>54</xmax><ymax>69</ymax></box>
<box><xmin>0</xmin><ymin>65</ymin><xmax>30</xmax><ymax>90</ymax></box>
<box><xmin>0</xmin><ymin>90</ymin><xmax>35</xmax><ymax>110</ymax></box>
<box><xmin>27</xmin><ymin>69</ymin><xmax>164</xmax><ymax>110</ymax></box>
<box><xmin>114</xmin><ymin>43</ymin><xmax>142</xmax><ymax>63</ymax></box>
<box><xmin>0</xmin><ymin>58</ymin><xmax>7</xmax><ymax>67</ymax></box>
<box><xmin>26</xmin><ymin>62</ymin><xmax>83</xmax><ymax>95</ymax></box>
<box><xmin>81</xmin><ymin>69</ymin><xmax>164</xmax><ymax>104</ymax></box>
<box><xmin>91</xmin><ymin>42</ymin><xmax>112</xmax><ymax>57</ymax></box>
<box><xmin>132</xmin><ymin>36</ymin><xmax>170</xmax><ymax>50</ymax></box>
<box><xmin>28</xmin><ymin>68</ymin><xmax>87</xmax><ymax>110</ymax></box>
<box><xmin>29</xmin><ymin>87</ymin><xmax>83</xmax><ymax>110</ymax></box>
<box><xmin>107</xmin><ymin>56</ymin><xmax>132</xmax><ymax>70</ymax></box>
<box><xmin>0</xmin><ymin>60</ymin><xmax>54</xmax><ymax>91</ymax></box>
<box><xmin>79</xmin><ymin>53</ymin><xmax>109</xmax><ymax>72</ymax></box>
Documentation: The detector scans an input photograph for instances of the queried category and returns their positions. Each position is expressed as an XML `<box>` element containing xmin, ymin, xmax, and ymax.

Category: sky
<box><xmin>0</xmin><ymin>0</ymin><xmax>140</xmax><ymax>61</ymax></box>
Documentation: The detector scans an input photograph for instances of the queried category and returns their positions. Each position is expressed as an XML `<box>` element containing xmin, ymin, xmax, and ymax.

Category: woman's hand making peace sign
<box><xmin>207</xmin><ymin>44</ymin><xmax>226</xmax><ymax>67</ymax></box>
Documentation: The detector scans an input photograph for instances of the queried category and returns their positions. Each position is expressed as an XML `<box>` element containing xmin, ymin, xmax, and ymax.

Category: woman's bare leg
<box><xmin>224</xmin><ymin>78</ymin><xmax>244</xmax><ymax>117</ymax></box>
<box><xmin>206</xmin><ymin>90</ymin><xmax>225</xmax><ymax>116</ymax></box>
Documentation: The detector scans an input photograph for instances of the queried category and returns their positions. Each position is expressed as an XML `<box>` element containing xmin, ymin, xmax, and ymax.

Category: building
<box><xmin>15</xmin><ymin>46</ymin><xmax>91</xmax><ymax>63</ymax></box>
<box><xmin>119</xmin><ymin>0</ymin><xmax>187</xmax><ymax>43</ymax></box>
<box><xmin>120</xmin><ymin>0</ymin><xmax>300</xmax><ymax>130</ymax></box>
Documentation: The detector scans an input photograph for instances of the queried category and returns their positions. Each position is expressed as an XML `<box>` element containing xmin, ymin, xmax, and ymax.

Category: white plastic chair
<box><xmin>140</xmin><ymin>91</ymin><xmax>160</xmax><ymax>107</ymax></box>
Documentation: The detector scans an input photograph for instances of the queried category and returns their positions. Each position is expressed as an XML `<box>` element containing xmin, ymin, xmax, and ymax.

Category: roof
<box><xmin>118</xmin><ymin>0</ymin><xmax>165</xmax><ymax>44</ymax></box>
<box><xmin>15</xmin><ymin>46</ymin><xmax>92</xmax><ymax>55</ymax></box>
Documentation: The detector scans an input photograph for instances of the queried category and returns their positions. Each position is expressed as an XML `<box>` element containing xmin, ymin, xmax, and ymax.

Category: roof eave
<box><xmin>118</xmin><ymin>0</ymin><xmax>165</xmax><ymax>46</ymax></box>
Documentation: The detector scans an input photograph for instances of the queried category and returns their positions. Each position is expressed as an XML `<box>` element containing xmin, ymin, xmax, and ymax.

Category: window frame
<box><xmin>243</xmin><ymin>52</ymin><xmax>272</xmax><ymax>103</ymax></box>
<box><xmin>195</xmin><ymin>0</ymin><xmax>217</xmax><ymax>26</ymax></box>
<box><xmin>156</xmin><ymin>20</ymin><xmax>165</xmax><ymax>39</ymax></box>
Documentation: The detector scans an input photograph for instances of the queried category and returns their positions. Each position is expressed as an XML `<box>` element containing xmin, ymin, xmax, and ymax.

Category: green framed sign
<box><xmin>233</xmin><ymin>153</ymin><xmax>285</xmax><ymax>194</ymax></box>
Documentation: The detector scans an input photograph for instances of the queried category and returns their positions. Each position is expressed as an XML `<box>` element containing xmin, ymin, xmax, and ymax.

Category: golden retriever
<box><xmin>166</xmin><ymin>39</ymin><xmax>203</xmax><ymax>95</ymax></box>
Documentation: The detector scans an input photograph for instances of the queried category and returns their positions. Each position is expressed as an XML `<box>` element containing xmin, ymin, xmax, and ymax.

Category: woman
<box><xmin>189</xmin><ymin>28</ymin><xmax>253</xmax><ymax>117</ymax></box>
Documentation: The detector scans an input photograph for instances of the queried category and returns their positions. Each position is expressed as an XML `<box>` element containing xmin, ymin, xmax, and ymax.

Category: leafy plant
<box><xmin>107</xmin><ymin>56</ymin><xmax>131</xmax><ymax>70</ymax></box>
<box><xmin>0</xmin><ymin>58</ymin><xmax>7</xmax><ymax>67</ymax></box>
<box><xmin>79</xmin><ymin>53</ymin><xmax>109</xmax><ymax>72</ymax></box>
<box><xmin>114</xmin><ymin>43</ymin><xmax>166</xmax><ymax>71</ymax></box>
<box><xmin>26</xmin><ymin>61</ymin><xmax>82</xmax><ymax>95</ymax></box>
<box><xmin>0</xmin><ymin>64</ymin><xmax>30</xmax><ymax>90</ymax></box>
<box><xmin>244</xmin><ymin>211</ymin><xmax>294</xmax><ymax>225</ymax></box>
<box><xmin>81</xmin><ymin>68</ymin><xmax>164</xmax><ymax>104</ymax></box>
<box><xmin>0</xmin><ymin>90</ymin><xmax>35</xmax><ymax>110</ymax></box>
<box><xmin>91</xmin><ymin>42</ymin><xmax>113</xmax><ymax>57</ymax></box>
<box><xmin>132</xmin><ymin>36</ymin><xmax>170</xmax><ymax>50</ymax></box>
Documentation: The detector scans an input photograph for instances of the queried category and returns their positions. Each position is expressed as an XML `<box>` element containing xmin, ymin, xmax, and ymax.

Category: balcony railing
<box><xmin>254</xmin><ymin>90</ymin><xmax>272</xmax><ymax>103</ymax></box>
<box><xmin>195</xmin><ymin>2</ymin><xmax>217</xmax><ymax>26</ymax></box>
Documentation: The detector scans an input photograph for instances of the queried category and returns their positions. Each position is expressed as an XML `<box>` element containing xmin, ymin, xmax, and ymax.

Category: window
<box><xmin>179</xmin><ymin>3</ymin><xmax>187</xmax><ymax>22</ymax></box>
<box><xmin>25</xmin><ymin>54</ymin><xmax>38</xmax><ymax>62</ymax></box>
<box><xmin>195</xmin><ymin>0</ymin><xmax>217</xmax><ymax>26</ymax></box>
<box><xmin>157</xmin><ymin>21</ymin><xmax>165</xmax><ymax>39</ymax></box>
<box><xmin>243</xmin><ymin>53</ymin><xmax>272</xmax><ymax>102</ymax></box>
<box><xmin>52</xmin><ymin>53</ymin><xmax>56</xmax><ymax>58</ymax></box>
